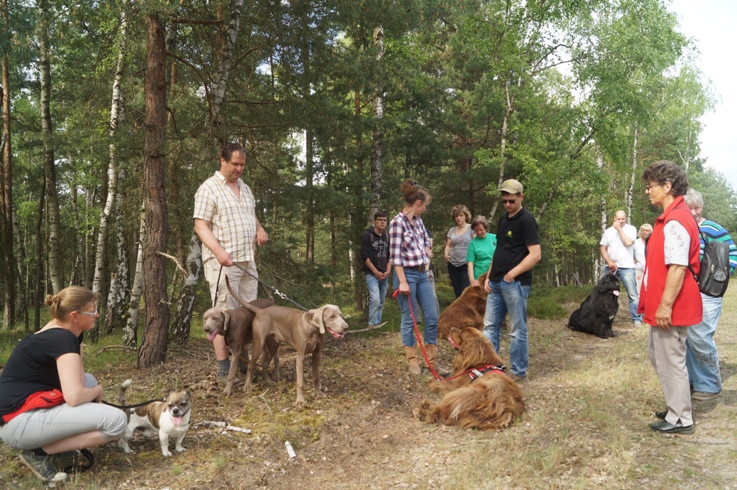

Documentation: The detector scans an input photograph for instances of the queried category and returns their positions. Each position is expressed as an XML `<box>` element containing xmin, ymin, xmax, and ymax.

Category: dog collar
<box><xmin>468</xmin><ymin>364</ymin><xmax>506</xmax><ymax>382</ymax></box>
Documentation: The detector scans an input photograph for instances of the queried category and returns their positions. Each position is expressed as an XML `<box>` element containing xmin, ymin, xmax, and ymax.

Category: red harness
<box><xmin>445</xmin><ymin>364</ymin><xmax>506</xmax><ymax>382</ymax></box>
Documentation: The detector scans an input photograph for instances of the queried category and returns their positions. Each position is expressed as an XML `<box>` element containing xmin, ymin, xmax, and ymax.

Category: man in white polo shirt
<box><xmin>194</xmin><ymin>143</ymin><xmax>269</xmax><ymax>384</ymax></box>
<box><xmin>600</xmin><ymin>210</ymin><xmax>642</xmax><ymax>325</ymax></box>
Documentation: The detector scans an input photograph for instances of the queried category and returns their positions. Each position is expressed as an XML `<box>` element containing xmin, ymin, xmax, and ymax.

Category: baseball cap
<box><xmin>500</xmin><ymin>179</ymin><xmax>523</xmax><ymax>194</ymax></box>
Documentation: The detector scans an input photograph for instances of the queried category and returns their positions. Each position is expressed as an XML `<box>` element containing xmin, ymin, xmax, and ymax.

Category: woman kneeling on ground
<box><xmin>0</xmin><ymin>286</ymin><xmax>127</xmax><ymax>483</ymax></box>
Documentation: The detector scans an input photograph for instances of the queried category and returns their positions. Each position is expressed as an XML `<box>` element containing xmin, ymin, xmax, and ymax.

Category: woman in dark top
<box><xmin>0</xmin><ymin>286</ymin><xmax>126</xmax><ymax>483</ymax></box>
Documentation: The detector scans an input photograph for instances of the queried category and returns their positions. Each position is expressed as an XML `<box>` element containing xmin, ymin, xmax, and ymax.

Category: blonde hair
<box><xmin>639</xmin><ymin>224</ymin><xmax>653</xmax><ymax>238</ymax></box>
<box><xmin>44</xmin><ymin>286</ymin><xmax>99</xmax><ymax>321</ymax></box>
<box><xmin>471</xmin><ymin>215</ymin><xmax>489</xmax><ymax>231</ymax></box>
<box><xmin>400</xmin><ymin>179</ymin><xmax>431</xmax><ymax>206</ymax></box>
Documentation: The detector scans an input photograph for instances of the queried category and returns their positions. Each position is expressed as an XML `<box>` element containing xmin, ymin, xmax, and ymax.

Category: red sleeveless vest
<box><xmin>637</xmin><ymin>196</ymin><xmax>702</xmax><ymax>327</ymax></box>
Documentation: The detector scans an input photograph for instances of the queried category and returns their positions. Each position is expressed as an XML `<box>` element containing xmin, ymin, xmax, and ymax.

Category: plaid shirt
<box><xmin>193</xmin><ymin>172</ymin><xmax>258</xmax><ymax>263</ymax></box>
<box><xmin>389</xmin><ymin>212</ymin><xmax>431</xmax><ymax>268</ymax></box>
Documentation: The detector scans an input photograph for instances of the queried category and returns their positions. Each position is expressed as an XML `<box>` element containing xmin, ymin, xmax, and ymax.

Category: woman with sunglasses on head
<box><xmin>0</xmin><ymin>286</ymin><xmax>127</xmax><ymax>483</ymax></box>
<box><xmin>389</xmin><ymin>179</ymin><xmax>444</xmax><ymax>376</ymax></box>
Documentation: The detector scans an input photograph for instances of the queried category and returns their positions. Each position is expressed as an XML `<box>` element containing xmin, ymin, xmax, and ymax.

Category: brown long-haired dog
<box><xmin>413</xmin><ymin>327</ymin><xmax>525</xmax><ymax>430</ymax></box>
<box><xmin>437</xmin><ymin>272</ymin><xmax>488</xmax><ymax>340</ymax></box>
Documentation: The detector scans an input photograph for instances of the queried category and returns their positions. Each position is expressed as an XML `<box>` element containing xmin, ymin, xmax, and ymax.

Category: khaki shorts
<box><xmin>203</xmin><ymin>258</ymin><xmax>258</xmax><ymax>309</ymax></box>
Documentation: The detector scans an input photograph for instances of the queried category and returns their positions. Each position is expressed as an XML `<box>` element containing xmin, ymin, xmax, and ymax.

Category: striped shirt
<box><xmin>193</xmin><ymin>172</ymin><xmax>258</xmax><ymax>263</ymax></box>
<box><xmin>699</xmin><ymin>219</ymin><xmax>737</xmax><ymax>275</ymax></box>
<box><xmin>389</xmin><ymin>212</ymin><xmax>431</xmax><ymax>268</ymax></box>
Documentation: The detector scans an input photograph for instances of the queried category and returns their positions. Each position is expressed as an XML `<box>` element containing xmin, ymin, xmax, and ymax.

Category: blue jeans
<box><xmin>686</xmin><ymin>294</ymin><xmax>723</xmax><ymax>393</ymax></box>
<box><xmin>603</xmin><ymin>267</ymin><xmax>642</xmax><ymax>323</ymax></box>
<box><xmin>483</xmin><ymin>280</ymin><xmax>530</xmax><ymax>377</ymax></box>
<box><xmin>365</xmin><ymin>273</ymin><xmax>388</xmax><ymax>325</ymax></box>
<box><xmin>394</xmin><ymin>268</ymin><xmax>438</xmax><ymax>347</ymax></box>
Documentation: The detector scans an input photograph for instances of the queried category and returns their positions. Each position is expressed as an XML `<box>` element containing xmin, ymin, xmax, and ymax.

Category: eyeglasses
<box><xmin>78</xmin><ymin>309</ymin><xmax>99</xmax><ymax>317</ymax></box>
<box><xmin>645</xmin><ymin>183</ymin><xmax>661</xmax><ymax>192</ymax></box>
<box><xmin>501</xmin><ymin>199</ymin><xmax>517</xmax><ymax>204</ymax></box>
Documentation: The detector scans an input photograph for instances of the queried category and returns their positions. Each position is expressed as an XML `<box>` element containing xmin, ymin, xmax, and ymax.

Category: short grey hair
<box><xmin>683</xmin><ymin>188</ymin><xmax>703</xmax><ymax>209</ymax></box>
<box><xmin>470</xmin><ymin>215</ymin><xmax>489</xmax><ymax>231</ymax></box>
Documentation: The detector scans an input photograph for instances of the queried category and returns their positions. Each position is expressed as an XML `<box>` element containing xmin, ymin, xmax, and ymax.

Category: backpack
<box><xmin>688</xmin><ymin>230</ymin><xmax>731</xmax><ymax>298</ymax></box>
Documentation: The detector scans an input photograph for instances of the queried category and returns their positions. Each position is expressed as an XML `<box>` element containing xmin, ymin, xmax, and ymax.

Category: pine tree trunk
<box><xmin>138</xmin><ymin>14</ymin><xmax>169</xmax><ymax>368</ymax></box>
<box><xmin>1</xmin><ymin>11</ymin><xmax>15</xmax><ymax>329</ymax></box>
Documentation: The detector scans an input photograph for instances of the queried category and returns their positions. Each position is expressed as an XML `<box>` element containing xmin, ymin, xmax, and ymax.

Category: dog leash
<box><xmin>101</xmin><ymin>398</ymin><xmax>165</xmax><ymax>410</ymax></box>
<box><xmin>392</xmin><ymin>289</ymin><xmax>444</xmax><ymax>381</ymax></box>
<box><xmin>226</xmin><ymin>263</ymin><xmax>309</xmax><ymax>311</ymax></box>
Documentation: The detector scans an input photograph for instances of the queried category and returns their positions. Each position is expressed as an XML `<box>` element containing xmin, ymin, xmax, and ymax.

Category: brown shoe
<box><xmin>404</xmin><ymin>346</ymin><xmax>421</xmax><ymax>375</ymax></box>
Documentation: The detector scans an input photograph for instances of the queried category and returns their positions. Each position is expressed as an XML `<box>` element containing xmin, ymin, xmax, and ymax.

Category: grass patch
<box><xmin>528</xmin><ymin>285</ymin><xmax>589</xmax><ymax>320</ymax></box>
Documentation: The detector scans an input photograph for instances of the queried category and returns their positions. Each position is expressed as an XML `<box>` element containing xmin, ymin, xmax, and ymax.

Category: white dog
<box><xmin>118</xmin><ymin>380</ymin><xmax>192</xmax><ymax>457</ymax></box>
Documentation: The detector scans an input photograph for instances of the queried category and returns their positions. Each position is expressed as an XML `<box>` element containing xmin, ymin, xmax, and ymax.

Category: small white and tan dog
<box><xmin>118</xmin><ymin>380</ymin><xmax>192</xmax><ymax>457</ymax></box>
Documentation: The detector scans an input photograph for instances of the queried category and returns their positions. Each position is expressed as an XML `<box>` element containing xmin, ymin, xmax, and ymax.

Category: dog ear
<box><xmin>309</xmin><ymin>307</ymin><xmax>326</xmax><ymax>334</ymax></box>
<box><xmin>221</xmin><ymin>310</ymin><xmax>230</xmax><ymax>333</ymax></box>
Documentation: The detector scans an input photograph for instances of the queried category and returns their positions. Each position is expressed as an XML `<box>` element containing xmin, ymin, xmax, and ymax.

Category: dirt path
<box><xmin>2</xmin><ymin>286</ymin><xmax>736</xmax><ymax>489</ymax></box>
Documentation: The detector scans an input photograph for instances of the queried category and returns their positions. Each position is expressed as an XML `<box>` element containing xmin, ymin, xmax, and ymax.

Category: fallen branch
<box><xmin>91</xmin><ymin>345</ymin><xmax>133</xmax><ymax>356</ymax></box>
<box><xmin>192</xmin><ymin>421</ymin><xmax>252</xmax><ymax>434</ymax></box>
<box><xmin>259</xmin><ymin>389</ymin><xmax>272</xmax><ymax>413</ymax></box>
<box><xmin>156</xmin><ymin>251</ymin><xmax>188</xmax><ymax>278</ymax></box>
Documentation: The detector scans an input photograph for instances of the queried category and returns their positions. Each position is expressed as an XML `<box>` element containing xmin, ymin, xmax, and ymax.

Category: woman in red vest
<box><xmin>639</xmin><ymin>161</ymin><xmax>702</xmax><ymax>434</ymax></box>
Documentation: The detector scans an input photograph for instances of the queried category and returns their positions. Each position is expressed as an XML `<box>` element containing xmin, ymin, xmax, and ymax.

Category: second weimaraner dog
<box><xmin>231</xmin><ymin>297</ymin><xmax>349</xmax><ymax>406</ymax></box>
<box><xmin>202</xmin><ymin>298</ymin><xmax>277</xmax><ymax>396</ymax></box>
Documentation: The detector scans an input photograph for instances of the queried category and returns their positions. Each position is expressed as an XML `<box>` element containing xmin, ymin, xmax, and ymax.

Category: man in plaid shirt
<box><xmin>194</xmin><ymin>143</ymin><xmax>268</xmax><ymax>384</ymax></box>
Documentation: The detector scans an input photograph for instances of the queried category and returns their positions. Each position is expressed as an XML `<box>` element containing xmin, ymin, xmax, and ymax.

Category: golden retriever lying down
<box><xmin>413</xmin><ymin>327</ymin><xmax>525</xmax><ymax>430</ymax></box>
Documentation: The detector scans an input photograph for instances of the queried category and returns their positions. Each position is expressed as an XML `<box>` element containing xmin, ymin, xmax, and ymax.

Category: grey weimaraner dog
<box><xmin>202</xmin><ymin>297</ymin><xmax>277</xmax><ymax>396</ymax></box>
<box><xmin>230</xmin><ymin>295</ymin><xmax>349</xmax><ymax>406</ymax></box>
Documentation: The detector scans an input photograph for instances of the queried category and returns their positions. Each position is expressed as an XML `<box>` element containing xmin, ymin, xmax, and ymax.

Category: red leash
<box><xmin>393</xmin><ymin>289</ymin><xmax>444</xmax><ymax>381</ymax></box>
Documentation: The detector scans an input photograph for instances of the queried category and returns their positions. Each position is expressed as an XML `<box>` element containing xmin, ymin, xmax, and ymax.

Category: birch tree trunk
<box><xmin>103</xmin><ymin>5</ymin><xmax>129</xmax><ymax>335</ymax></box>
<box><xmin>138</xmin><ymin>14</ymin><xmax>169</xmax><ymax>368</ymax></box>
<box><xmin>368</xmin><ymin>25</ymin><xmax>384</xmax><ymax>223</ymax></box>
<box><xmin>625</xmin><ymin>124</ymin><xmax>638</xmax><ymax>222</ymax></box>
<box><xmin>39</xmin><ymin>0</ymin><xmax>63</xmax><ymax>293</ymax></box>
<box><xmin>489</xmin><ymin>79</ymin><xmax>516</xmax><ymax>221</ymax></box>
<box><xmin>597</xmin><ymin>152</ymin><xmax>608</xmax><ymax>280</ymax></box>
<box><xmin>34</xmin><ymin>175</ymin><xmax>46</xmax><ymax>331</ymax></box>
<box><xmin>170</xmin><ymin>235</ymin><xmax>202</xmax><ymax>345</ymax></box>
<box><xmin>123</xmin><ymin>205</ymin><xmax>144</xmax><ymax>348</ymax></box>
<box><xmin>171</xmin><ymin>0</ymin><xmax>244</xmax><ymax>342</ymax></box>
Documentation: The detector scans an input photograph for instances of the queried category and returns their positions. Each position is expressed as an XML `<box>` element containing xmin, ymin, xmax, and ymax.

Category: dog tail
<box><xmin>225</xmin><ymin>276</ymin><xmax>264</xmax><ymax>313</ymax></box>
<box><xmin>118</xmin><ymin>379</ymin><xmax>132</xmax><ymax>406</ymax></box>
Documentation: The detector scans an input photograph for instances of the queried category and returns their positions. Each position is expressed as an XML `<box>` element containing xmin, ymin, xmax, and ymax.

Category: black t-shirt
<box><xmin>360</xmin><ymin>227</ymin><xmax>390</xmax><ymax>274</ymax></box>
<box><xmin>0</xmin><ymin>328</ymin><xmax>81</xmax><ymax>416</ymax></box>
<box><xmin>490</xmin><ymin>207</ymin><xmax>540</xmax><ymax>286</ymax></box>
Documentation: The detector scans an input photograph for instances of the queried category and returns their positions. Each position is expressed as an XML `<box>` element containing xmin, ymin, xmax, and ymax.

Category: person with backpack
<box><xmin>683</xmin><ymin>188</ymin><xmax>737</xmax><ymax>401</ymax></box>
<box><xmin>639</xmin><ymin>161</ymin><xmax>702</xmax><ymax>434</ymax></box>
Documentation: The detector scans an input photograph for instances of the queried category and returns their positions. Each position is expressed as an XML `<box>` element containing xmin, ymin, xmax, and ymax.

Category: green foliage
<box><xmin>528</xmin><ymin>286</ymin><xmax>589</xmax><ymax>320</ymax></box>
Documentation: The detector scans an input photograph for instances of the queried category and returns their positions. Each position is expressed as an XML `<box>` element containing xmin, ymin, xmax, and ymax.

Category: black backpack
<box><xmin>688</xmin><ymin>230</ymin><xmax>731</xmax><ymax>298</ymax></box>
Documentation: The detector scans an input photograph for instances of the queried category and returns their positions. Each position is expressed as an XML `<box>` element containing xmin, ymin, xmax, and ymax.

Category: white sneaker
<box><xmin>633</xmin><ymin>321</ymin><xmax>643</xmax><ymax>327</ymax></box>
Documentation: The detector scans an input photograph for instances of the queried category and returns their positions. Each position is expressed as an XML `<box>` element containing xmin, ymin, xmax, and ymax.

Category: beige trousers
<box><xmin>647</xmin><ymin>325</ymin><xmax>693</xmax><ymax>426</ymax></box>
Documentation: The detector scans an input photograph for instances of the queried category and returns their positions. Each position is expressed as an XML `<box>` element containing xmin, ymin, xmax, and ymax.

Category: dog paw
<box><xmin>175</xmin><ymin>446</ymin><xmax>186</xmax><ymax>453</ymax></box>
<box><xmin>161</xmin><ymin>450</ymin><xmax>173</xmax><ymax>457</ymax></box>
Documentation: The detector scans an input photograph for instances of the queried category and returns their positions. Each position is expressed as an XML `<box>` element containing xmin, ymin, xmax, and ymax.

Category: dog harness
<box><xmin>467</xmin><ymin>364</ymin><xmax>506</xmax><ymax>382</ymax></box>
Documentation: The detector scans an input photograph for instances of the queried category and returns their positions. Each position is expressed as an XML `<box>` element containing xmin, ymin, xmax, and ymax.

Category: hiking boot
<box><xmin>53</xmin><ymin>448</ymin><xmax>95</xmax><ymax>474</ymax></box>
<box><xmin>509</xmin><ymin>373</ymin><xmax>527</xmax><ymax>384</ymax></box>
<box><xmin>19</xmin><ymin>450</ymin><xmax>67</xmax><ymax>483</ymax></box>
<box><xmin>692</xmin><ymin>391</ymin><xmax>720</xmax><ymax>401</ymax></box>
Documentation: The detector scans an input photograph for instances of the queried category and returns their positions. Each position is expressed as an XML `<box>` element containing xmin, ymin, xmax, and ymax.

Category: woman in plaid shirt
<box><xmin>389</xmin><ymin>180</ymin><xmax>442</xmax><ymax>375</ymax></box>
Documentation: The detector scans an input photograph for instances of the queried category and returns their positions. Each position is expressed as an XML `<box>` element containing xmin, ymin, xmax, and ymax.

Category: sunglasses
<box><xmin>501</xmin><ymin>199</ymin><xmax>517</xmax><ymax>204</ymax></box>
<box><xmin>78</xmin><ymin>309</ymin><xmax>99</xmax><ymax>317</ymax></box>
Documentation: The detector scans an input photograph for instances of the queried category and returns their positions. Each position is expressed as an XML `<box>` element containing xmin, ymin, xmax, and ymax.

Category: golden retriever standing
<box><xmin>413</xmin><ymin>327</ymin><xmax>525</xmax><ymax>430</ymax></box>
<box><xmin>437</xmin><ymin>272</ymin><xmax>488</xmax><ymax>340</ymax></box>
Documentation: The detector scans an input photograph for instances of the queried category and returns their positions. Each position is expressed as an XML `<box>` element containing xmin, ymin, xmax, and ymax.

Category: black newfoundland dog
<box><xmin>567</xmin><ymin>273</ymin><xmax>620</xmax><ymax>338</ymax></box>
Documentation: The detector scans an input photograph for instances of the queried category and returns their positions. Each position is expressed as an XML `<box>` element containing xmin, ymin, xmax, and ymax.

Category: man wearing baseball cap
<box><xmin>482</xmin><ymin>179</ymin><xmax>541</xmax><ymax>382</ymax></box>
